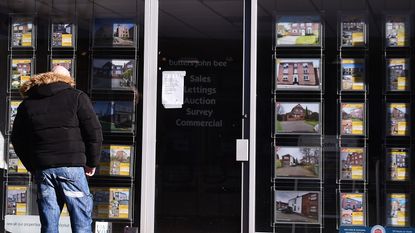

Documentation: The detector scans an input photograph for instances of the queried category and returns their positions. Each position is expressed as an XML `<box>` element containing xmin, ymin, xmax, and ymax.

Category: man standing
<box><xmin>11</xmin><ymin>66</ymin><xmax>103</xmax><ymax>233</ymax></box>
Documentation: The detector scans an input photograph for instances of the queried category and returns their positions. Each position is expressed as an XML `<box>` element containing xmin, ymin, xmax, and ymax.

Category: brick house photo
<box><xmin>340</xmin><ymin>148</ymin><xmax>364</xmax><ymax>180</ymax></box>
<box><xmin>340</xmin><ymin>103</ymin><xmax>364</xmax><ymax>135</ymax></box>
<box><xmin>275</xmin><ymin>191</ymin><xmax>320</xmax><ymax>224</ymax></box>
<box><xmin>389</xmin><ymin>103</ymin><xmax>408</xmax><ymax>136</ymax></box>
<box><xmin>276</xmin><ymin>102</ymin><xmax>320</xmax><ymax>134</ymax></box>
<box><xmin>276</xmin><ymin>59</ymin><xmax>320</xmax><ymax>89</ymax></box>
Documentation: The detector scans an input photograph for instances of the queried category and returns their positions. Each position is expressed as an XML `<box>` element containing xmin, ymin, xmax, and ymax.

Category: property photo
<box><xmin>99</xmin><ymin>145</ymin><xmax>133</xmax><ymax>176</ymax></box>
<box><xmin>341</xmin><ymin>59</ymin><xmax>365</xmax><ymax>91</ymax></box>
<box><xmin>387</xmin><ymin>58</ymin><xmax>408</xmax><ymax>91</ymax></box>
<box><xmin>340</xmin><ymin>103</ymin><xmax>365</xmax><ymax>135</ymax></box>
<box><xmin>51</xmin><ymin>23</ymin><xmax>73</xmax><ymax>47</ymax></box>
<box><xmin>275</xmin><ymin>58</ymin><xmax>321</xmax><ymax>90</ymax></box>
<box><xmin>109</xmin><ymin>188</ymin><xmax>130</xmax><ymax>218</ymax></box>
<box><xmin>340</xmin><ymin>193</ymin><xmax>365</xmax><ymax>226</ymax></box>
<box><xmin>340</xmin><ymin>147</ymin><xmax>364</xmax><ymax>180</ymax></box>
<box><xmin>10</xmin><ymin>59</ymin><xmax>32</xmax><ymax>90</ymax></box>
<box><xmin>275</xmin><ymin>146</ymin><xmax>320</xmax><ymax>179</ymax></box>
<box><xmin>11</xmin><ymin>17</ymin><xmax>33</xmax><ymax>47</ymax></box>
<box><xmin>388</xmin><ymin>103</ymin><xmax>409</xmax><ymax>136</ymax></box>
<box><xmin>341</xmin><ymin>16</ymin><xmax>365</xmax><ymax>46</ymax></box>
<box><xmin>92</xmin><ymin>59</ymin><xmax>135</xmax><ymax>90</ymax></box>
<box><xmin>387</xmin><ymin>194</ymin><xmax>408</xmax><ymax>227</ymax></box>
<box><xmin>276</xmin><ymin>16</ymin><xmax>321</xmax><ymax>46</ymax></box>
<box><xmin>6</xmin><ymin>186</ymin><xmax>28</xmax><ymax>216</ymax></box>
<box><xmin>275</xmin><ymin>102</ymin><xmax>320</xmax><ymax>134</ymax></box>
<box><xmin>94</xmin><ymin>19</ymin><xmax>135</xmax><ymax>47</ymax></box>
<box><xmin>385</xmin><ymin>16</ymin><xmax>407</xmax><ymax>47</ymax></box>
<box><xmin>8</xmin><ymin>144</ymin><xmax>27</xmax><ymax>174</ymax></box>
<box><xmin>275</xmin><ymin>191</ymin><xmax>320</xmax><ymax>224</ymax></box>
<box><xmin>93</xmin><ymin>101</ymin><xmax>134</xmax><ymax>133</ymax></box>
<box><xmin>387</xmin><ymin>148</ymin><xmax>408</xmax><ymax>181</ymax></box>
<box><xmin>9</xmin><ymin>100</ymin><xmax>22</xmax><ymax>132</ymax></box>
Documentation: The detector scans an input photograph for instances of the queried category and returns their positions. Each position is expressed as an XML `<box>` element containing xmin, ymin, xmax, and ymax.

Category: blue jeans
<box><xmin>35</xmin><ymin>167</ymin><xmax>93</xmax><ymax>233</ymax></box>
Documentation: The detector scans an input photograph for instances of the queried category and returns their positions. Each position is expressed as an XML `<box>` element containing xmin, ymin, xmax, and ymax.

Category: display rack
<box><xmin>381</xmin><ymin>12</ymin><xmax>412</xmax><ymax>228</ymax></box>
<box><xmin>272</xmin><ymin>12</ymin><xmax>325</xmax><ymax>233</ymax></box>
<box><xmin>2</xmin><ymin>0</ymin><xmax>143</xmax><ymax>231</ymax></box>
<box><xmin>87</xmin><ymin>0</ymin><xmax>140</xmax><ymax>229</ymax></box>
<box><xmin>3</xmin><ymin>11</ymin><xmax>37</xmax><ymax>221</ymax></box>
<box><xmin>337</xmin><ymin>11</ymin><xmax>369</xmax><ymax>229</ymax></box>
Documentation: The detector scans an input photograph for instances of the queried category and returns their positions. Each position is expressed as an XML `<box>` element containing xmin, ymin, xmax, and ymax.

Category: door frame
<box><xmin>140</xmin><ymin>0</ymin><xmax>159</xmax><ymax>232</ymax></box>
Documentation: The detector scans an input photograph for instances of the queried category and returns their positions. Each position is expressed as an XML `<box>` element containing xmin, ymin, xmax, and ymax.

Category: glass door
<box><xmin>155</xmin><ymin>0</ymin><xmax>244</xmax><ymax>232</ymax></box>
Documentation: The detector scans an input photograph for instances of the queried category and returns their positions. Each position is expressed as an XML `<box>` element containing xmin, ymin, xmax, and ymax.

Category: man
<box><xmin>11</xmin><ymin>66</ymin><xmax>103</xmax><ymax>233</ymax></box>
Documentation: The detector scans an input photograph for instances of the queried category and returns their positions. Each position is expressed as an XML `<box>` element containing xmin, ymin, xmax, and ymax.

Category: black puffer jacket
<box><xmin>11</xmin><ymin>72</ymin><xmax>103</xmax><ymax>172</ymax></box>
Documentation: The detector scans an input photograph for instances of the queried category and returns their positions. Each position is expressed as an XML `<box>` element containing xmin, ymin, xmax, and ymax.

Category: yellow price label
<box><xmin>62</xmin><ymin>34</ymin><xmax>72</xmax><ymax>47</ymax></box>
<box><xmin>397</xmin><ymin>77</ymin><xmax>407</xmax><ymax>90</ymax></box>
<box><xmin>352</xmin><ymin>121</ymin><xmax>363</xmax><ymax>135</ymax></box>
<box><xmin>396</xmin><ymin>168</ymin><xmax>407</xmax><ymax>180</ymax></box>
<box><xmin>352</xmin><ymin>32</ymin><xmax>364</xmax><ymax>45</ymax></box>
<box><xmin>352</xmin><ymin>77</ymin><xmax>364</xmax><ymax>90</ymax></box>
<box><xmin>351</xmin><ymin>166</ymin><xmax>363</xmax><ymax>180</ymax></box>
<box><xmin>16</xmin><ymin>203</ymin><xmax>27</xmax><ymax>215</ymax></box>
<box><xmin>352</xmin><ymin>211</ymin><xmax>364</xmax><ymax>225</ymax></box>
<box><xmin>397</xmin><ymin>121</ymin><xmax>407</xmax><ymax>135</ymax></box>
<box><xmin>22</xmin><ymin>33</ymin><xmax>32</xmax><ymax>46</ymax></box>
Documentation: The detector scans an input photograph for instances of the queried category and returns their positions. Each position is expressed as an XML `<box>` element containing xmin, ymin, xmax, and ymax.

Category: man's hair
<box><xmin>51</xmin><ymin>65</ymin><xmax>71</xmax><ymax>77</ymax></box>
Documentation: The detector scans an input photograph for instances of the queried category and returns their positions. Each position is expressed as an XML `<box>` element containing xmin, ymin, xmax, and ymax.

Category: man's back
<box><xmin>11</xmin><ymin>69</ymin><xmax>103</xmax><ymax>233</ymax></box>
<box><xmin>11</xmin><ymin>71</ymin><xmax>102</xmax><ymax>173</ymax></box>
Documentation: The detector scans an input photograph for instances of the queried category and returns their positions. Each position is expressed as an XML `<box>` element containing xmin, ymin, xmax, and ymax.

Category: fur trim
<box><xmin>20</xmin><ymin>72</ymin><xmax>75</xmax><ymax>97</ymax></box>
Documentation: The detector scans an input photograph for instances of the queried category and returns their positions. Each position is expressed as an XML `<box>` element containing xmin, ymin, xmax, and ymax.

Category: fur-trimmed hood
<box><xmin>20</xmin><ymin>72</ymin><xmax>75</xmax><ymax>97</ymax></box>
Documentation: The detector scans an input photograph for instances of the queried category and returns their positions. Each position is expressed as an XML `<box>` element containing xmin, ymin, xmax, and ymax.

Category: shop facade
<box><xmin>0</xmin><ymin>0</ymin><xmax>414</xmax><ymax>233</ymax></box>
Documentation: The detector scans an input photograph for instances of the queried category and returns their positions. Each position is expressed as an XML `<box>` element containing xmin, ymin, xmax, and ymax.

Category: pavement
<box><xmin>278</xmin><ymin>36</ymin><xmax>299</xmax><ymax>45</ymax></box>
<box><xmin>276</xmin><ymin>166</ymin><xmax>317</xmax><ymax>177</ymax></box>
<box><xmin>276</xmin><ymin>211</ymin><xmax>319</xmax><ymax>223</ymax></box>
<box><xmin>280</xmin><ymin>121</ymin><xmax>315</xmax><ymax>133</ymax></box>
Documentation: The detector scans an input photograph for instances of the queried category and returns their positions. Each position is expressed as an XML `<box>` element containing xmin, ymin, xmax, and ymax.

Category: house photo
<box><xmin>275</xmin><ymin>58</ymin><xmax>320</xmax><ymax>90</ymax></box>
<box><xmin>275</xmin><ymin>146</ymin><xmax>320</xmax><ymax>178</ymax></box>
<box><xmin>113</xmin><ymin>23</ymin><xmax>135</xmax><ymax>46</ymax></box>
<box><xmin>276</xmin><ymin>16</ymin><xmax>321</xmax><ymax>46</ymax></box>
<box><xmin>387</xmin><ymin>59</ymin><xmax>408</xmax><ymax>91</ymax></box>
<box><xmin>388</xmin><ymin>148</ymin><xmax>408</xmax><ymax>181</ymax></box>
<box><xmin>340</xmin><ymin>193</ymin><xmax>365</xmax><ymax>226</ymax></box>
<box><xmin>12</xmin><ymin>18</ymin><xmax>33</xmax><ymax>47</ymax></box>
<box><xmin>388</xmin><ymin>103</ymin><xmax>408</xmax><ymax>136</ymax></box>
<box><xmin>94</xmin><ymin>19</ymin><xmax>135</xmax><ymax>47</ymax></box>
<box><xmin>275</xmin><ymin>102</ymin><xmax>320</xmax><ymax>134</ymax></box>
<box><xmin>341</xmin><ymin>103</ymin><xmax>365</xmax><ymax>135</ymax></box>
<box><xmin>52</xmin><ymin>23</ymin><xmax>73</xmax><ymax>47</ymax></box>
<box><xmin>93</xmin><ymin>101</ymin><xmax>134</xmax><ymax>133</ymax></box>
<box><xmin>341</xmin><ymin>16</ymin><xmax>365</xmax><ymax>46</ymax></box>
<box><xmin>340</xmin><ymin>147</ymin><xmax>364</xmax><ymax>180</ymax></box>
<box><xmin>386</xmin><ymin>17</ymin><xmax>406</xmax><ymax>47</ymax></box>
<box><xmin>11</xmin><ymin>59</ymin><xmax>32</xmax><ymax>90</ymax></box>
<box><xmin>92</xmin><ymin>59</ymin><xmax>135</xmax><ymax>90</ymax></box>
<box><xmin>275</xmin><ymin>191</ymin><xmax>320</xmax><ymax>224</ymax></box>
<box><xmin>341</xmin><ymin>59</ymin><xmax>365</xmax><ymax>91</ymax></box>
<box><xmin>387</xmin><ymin>194</ymin><xmax>408</xmax><ymax>227</ymax></box>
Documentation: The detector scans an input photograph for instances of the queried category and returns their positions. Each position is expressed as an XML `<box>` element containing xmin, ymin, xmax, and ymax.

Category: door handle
<box><xmin>236</xmin><ymin>139</ymin><xmax>249</xmax><ymax>161</ymax></box>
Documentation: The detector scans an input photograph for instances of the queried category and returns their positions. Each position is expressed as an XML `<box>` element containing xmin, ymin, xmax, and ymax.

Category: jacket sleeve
<box><xmin>11</xmin><ymin>103</ymin><xmax>35</xmax><ymax>173</ymax></box>
<box><xmin>77</xmin><ymin>92</ymin><xmax>103</xmax><ymax>167</ymax></box>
